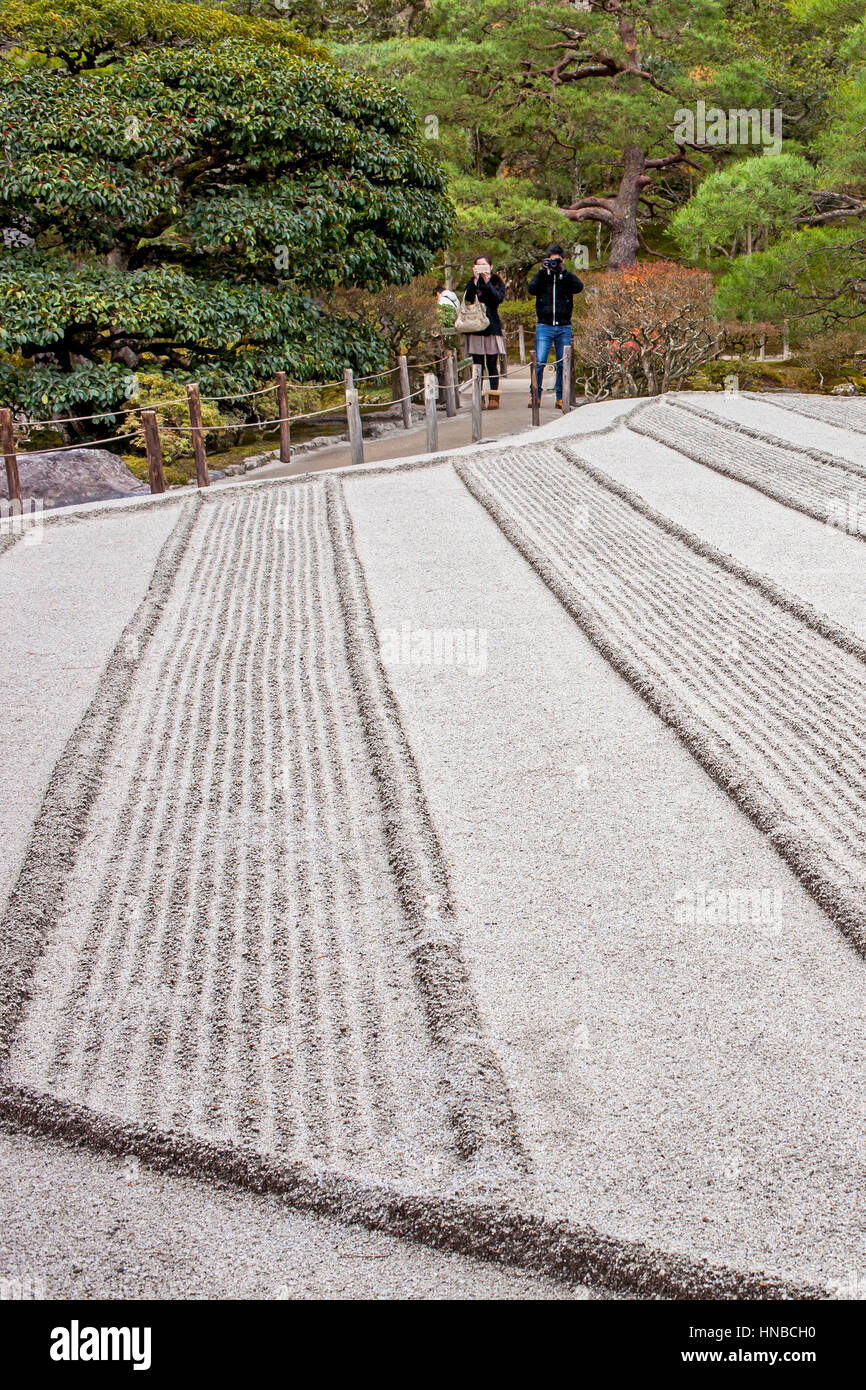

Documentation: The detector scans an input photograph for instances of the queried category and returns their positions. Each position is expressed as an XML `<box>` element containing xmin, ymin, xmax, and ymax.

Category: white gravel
<box><xmin>576</xmin><ymin>425</ymin><xmax>866</xmax><ymax>640</ymax></box>
<box><xmin>0</xmin><ymin>1127</ymin><xmax>596</xmax><ymax>1300</ymax></box>
<box><xmin>0</xmin><ymin>504</ymin><xmax>184</xmax><ymax>914</ymax></box>
<box><xmin>2</xmin><ymin>393</ymin><xmax>865</xmax><ymax>1298</ymax></box>
<box><xmin>344</xmin><ymin>459</ymin><xmax>866</xmax><ymax>1292</ymax></box>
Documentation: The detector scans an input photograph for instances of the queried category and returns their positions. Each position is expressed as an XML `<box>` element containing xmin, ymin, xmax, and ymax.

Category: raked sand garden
<box><xmin>1</xmin><ymin>392</ymin><xmax>865</xmax><ymax>1299</ymax></box>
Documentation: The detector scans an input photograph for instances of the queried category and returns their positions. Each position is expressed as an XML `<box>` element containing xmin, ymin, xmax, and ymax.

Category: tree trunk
<box><xmin>607</xmin><ymin>146</ymin><xmax>645</xmax><ymax>270</ymax></box>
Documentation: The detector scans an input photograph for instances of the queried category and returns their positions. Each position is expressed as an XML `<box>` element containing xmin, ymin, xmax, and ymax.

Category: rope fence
<box><xmin>0</xmin><ymin>337</ymin><xmax>576</xmax><ymax>501</ymax></box>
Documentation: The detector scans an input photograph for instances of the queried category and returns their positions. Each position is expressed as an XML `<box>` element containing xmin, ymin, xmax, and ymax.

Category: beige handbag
<box><xmin>454</xmin><ymin>290</ymin><xmax>490</xmax><ymax>334</ymax></box>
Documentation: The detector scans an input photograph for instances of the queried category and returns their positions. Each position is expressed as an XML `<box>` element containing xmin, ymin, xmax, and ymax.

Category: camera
<box><xmin>542</xmin><ymin>255</ymin><xmax>563</xmax><ymax>271</ymax></box>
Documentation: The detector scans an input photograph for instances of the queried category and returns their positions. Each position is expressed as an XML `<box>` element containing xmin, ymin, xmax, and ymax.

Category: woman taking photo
<box><xmin>461</xmin><ymin>255</ymin><xmax>506</xmax><ymax>409</ymax></box>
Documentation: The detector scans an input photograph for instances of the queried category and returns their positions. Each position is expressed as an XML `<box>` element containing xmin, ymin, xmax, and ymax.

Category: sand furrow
<box><xmin>498</xmin><ymin>454</ymin><xmax>866</xmax><ymax>852</ymax></box>
<box><xmin>501</xmin><ymin>455</ymin><xmax>866</xmax><ymax>831</ymax></box>
<box><xmin>668</xmin><ymin>396</ymin><xmax>866</xmax><ymax>479</ymax></box>
<box><xmin>35</xmin><ymin>503</ymin><xmax>241</xmax><ymax>1100</ymax></box>
<box><xmin>753</xmin><ymin>391</ymin><xmax>866</xmax><ymax>436</ymax></box>
<box><xmin>454</xmin><ymin>446</ymin><xmax>866</xmax><ymax>953</ymax></box>
<box><xmin>4</xmin><ymin>475</ymin><xmax>519</xmax><ymax>1185</ymax></box>
<box><xmin>630</xmin><ymin>398</ymin><xmax>866</xmax><ymax>535</ymax></box>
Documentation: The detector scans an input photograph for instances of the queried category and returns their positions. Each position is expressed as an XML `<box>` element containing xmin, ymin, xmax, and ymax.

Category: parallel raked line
<box><xmin>668</xmin><ymin>396</ymin><xmax>866</xmax><ymax>478</ymax></box>
<box><xmin>8</xmin><ymin>475</ymin><xmax>512</xmax><ymax>1178</ymax></box>
<box><xmin>488</xmin><ymin>457</ymin><xmax>866</xmax><ymax>883</ymax></box>
<box><xmin>749</xmin><ymin>391</ymin><xmax>866</xmax><ymax>437</ymax></box>
<box><xmin>524</xmin><ymin>453</ymin><xmax>866</xmax><ymax>828</ymax></box>
<box><xmin>629</xmin><ymin>399</ymin><xmax>866</xmax><ymax>535</ymax></box>
<box><xmin>79</xmin><ymin>500</ymin><xmax>246</xmax><ymax>1113</ymax></box>
<box><xmin>305</xmin><ymin>488</ymin><xmax>408</xmax><ymax>1160</ymax></box>
<box><xmin>29</xmin><ymin>499</ymin><xmax>228</xmax><ymax>1093</ymax></box>
<box><xmin>9</xmin><ymin>486</ymin><xmax>430</xmax><ymax>1168</ymax></box>
<box><xmin>500</xmin><ymin>450</ymin><xmax>866</xmax><ymax>847</ymax></box>
<box><xmin>50</xmin><ymin>497</ymin><xmax>258</xmax><ymax>1116</ymax></box>
<box><xmin>293</xmin><ymin>485</ymin><xmax>378</xmax><ymax>1163</ymax></box>
<box><xmin>454</xmin><ymin>446</ymin><xmax>866</xmax><ymax>953</ymax></box>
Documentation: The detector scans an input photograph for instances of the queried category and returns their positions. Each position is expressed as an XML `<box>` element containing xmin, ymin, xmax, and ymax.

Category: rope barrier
<box><xmin>12</xmin><ymin>357</ymin><xmax>453</xmax><ymax>431</ymax></box>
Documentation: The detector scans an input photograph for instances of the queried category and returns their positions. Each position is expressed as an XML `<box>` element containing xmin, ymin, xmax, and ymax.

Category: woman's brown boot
<box><xmin>487</xmin><ymin>390</ymin><xmax>501</xmax><ymax>409</ymax></box>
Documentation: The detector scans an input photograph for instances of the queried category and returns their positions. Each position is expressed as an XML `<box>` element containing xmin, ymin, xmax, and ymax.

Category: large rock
<box><xmin>1</xmin><ymin>448</ymin><xmax>148</xmax><ymax>510</ymax></box>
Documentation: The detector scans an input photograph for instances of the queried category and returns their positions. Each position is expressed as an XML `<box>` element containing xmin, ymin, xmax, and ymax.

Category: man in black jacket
<box><xmin>527</xmin><ymin>245</ymin><xmax>584</xmax><ymax>409</ymax></box>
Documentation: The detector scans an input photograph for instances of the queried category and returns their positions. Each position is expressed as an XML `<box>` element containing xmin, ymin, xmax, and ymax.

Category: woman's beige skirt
<box><xmin>464</xmin><ymin>332</ymin><xmax>506</xmax><ymax>356</ymax></box>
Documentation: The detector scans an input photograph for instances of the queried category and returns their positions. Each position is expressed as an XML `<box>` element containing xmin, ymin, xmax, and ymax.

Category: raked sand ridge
<box><xmin>1</xmin><ymin>391</ymin><xmax>865</xmax><ymax>1298</ymax></box>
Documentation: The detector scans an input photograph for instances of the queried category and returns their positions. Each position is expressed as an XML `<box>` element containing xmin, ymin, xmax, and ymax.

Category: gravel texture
<box><xmin>457</xmin><ymin>441</ymin><xmax>866</xmax><ymax>952</ymax></box>
<box><xmin>345</xmin><ymin>459</ymin><xmax>866</xmax><ymax>1295</ymax></box>
<box><xmin>0</xmin><ymin>503</ymin><xmax>185</xmax><ymax>917</ymax></box>
<box><xmin>630</xmin><ymin>397</ymin><xmax>866</xmax><ymax>535</ymax></box>
<box><xmin>2</xmin><ymin>394</ymin><xmax>865</xmax><ymax>1298</ymax></box>
<box><xmin>573</xmin><ymin>425</ymin><xmax>866</xmax><ymax>641</ymax></box>
<box><xmin>0</xmin><ymin>1126</ymin><xmax>597</xmax><ymax>1300</ymax></box>
<box><xmin>757</xmin><ymin>391</ymin><xmax>866</xmax><ymax>436</ymax></box>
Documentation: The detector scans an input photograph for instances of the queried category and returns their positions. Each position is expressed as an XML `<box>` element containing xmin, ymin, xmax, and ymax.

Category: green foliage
<box><xmin>712</xmin><ymin>225</ymin><xmax>866</xmax><ymax>328</ymax></box>
<box><xmin>0</xmin><ymin>0</ymin><xmax>452</xmax><ymax>418</ymax></box>
<box><xmin>0</xmin><ymin>0</ymin><xmax>324</xmax><ymax>64</ymax></box>
<box><xmin>671</xmin><ymin>154</ymin><xmax>815</xmax><ymax>259</ymax></box>
<box><xmin>122</xmin><ymin>370</ymin><xmax>243</xmax><ymax>471</ymax></box>
<box><xmin>449</xmin><ymin>174</ymin><xmax>575</xmax><ymax>292</ymax></box>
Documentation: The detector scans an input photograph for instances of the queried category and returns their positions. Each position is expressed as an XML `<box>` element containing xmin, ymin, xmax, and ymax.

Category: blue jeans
<box><xmin>534</xmin><ymin>323</ymin><xmax>572</xmax><ymax>401</ymax></box>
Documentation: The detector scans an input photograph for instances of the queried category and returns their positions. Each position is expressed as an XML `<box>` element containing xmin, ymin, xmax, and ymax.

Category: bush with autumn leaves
<box><xmin>574</xmin><ymin>263</ymin><xmax>720</xmax><ymax>400</ymax></box>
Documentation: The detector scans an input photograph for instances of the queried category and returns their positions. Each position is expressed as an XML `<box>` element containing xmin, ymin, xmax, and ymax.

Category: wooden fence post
<box><xmin>518</xmin><ymin>323</ymin><xmax>526</xmax><ymax>365</ymax></box>
<box><xmin>398</xmin><ymin>354</ymin><xmax>412</xmax><ymax>429</ymax></box>
<box><xmin>783</xmin><ymin>320</ymin><xmax>791</xmax><ymax>361</ymax></box>
<box><xmin>0</xmin><ymin>408</ymin><xmax>21</xmax><ymax>506</ymax></box>
<box><xmin>275</xmin><ymin>371</ymin><xmax>291</xmax><ymax>464</ymax></box>
<box><xmin>450</xmin><ymin>350</ymin><xmax>461</xmax><ymax>409</ymax></box>
<box><xmin>562</xmin><ymin>343</ymin><xmax>574</xmax><ymax>415</ymax></box>
<box><xmin>471</xmin><ymin>363</ymin><xmax>483</xmax><ymax>442</ymax></box>
<box><xmin>343</xmin><ymin>368</ymin><xmax>365</xmax><ymax>467</ymax></box>
<box><xmin>185</xmin><ymin>382</ymin><xmax>210</xmax><ymax>488</ymax></box>
<box><xmin>530</xmin><ymin>351</ymin><xmax>540</xmax><ymax>427</ymax></box>
<box><xmin>141</xmin><ymin>410</ymin><xmax>166</xmax><ymax>494</ymax></box>
<box><xmin>424</xmin><ymin>372</ymin><xmax>439</xmax><ymax>453</ymax></box>
<box><xmin>443</xmin><ymin>352</ymin><xmax>458</xmax><ymax>417</ymax></box>
<box><xmin>500</xmin><ymin>343</ymin><xmax>508</xmax><ymax>378</ymax></box>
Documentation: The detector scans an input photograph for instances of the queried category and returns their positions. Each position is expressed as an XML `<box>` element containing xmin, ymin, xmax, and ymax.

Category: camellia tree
<box><xmin>0</xmin><ymin>0</ymin><xmax>452</xmax><ymax>418</ymax></box>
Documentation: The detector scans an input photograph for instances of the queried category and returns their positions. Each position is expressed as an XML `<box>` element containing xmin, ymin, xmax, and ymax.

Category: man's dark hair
<box><xmin>546</xmin><ymin>244</ymin><xmax>565</xmax><ymax>257</ymax></box>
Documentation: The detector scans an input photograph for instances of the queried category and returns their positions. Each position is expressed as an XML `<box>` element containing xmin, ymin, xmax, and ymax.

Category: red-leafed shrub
<box><xmin>575</xmin><ymin>263</ymin><xmax>720</xmax><ymax>399</ymax></box>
